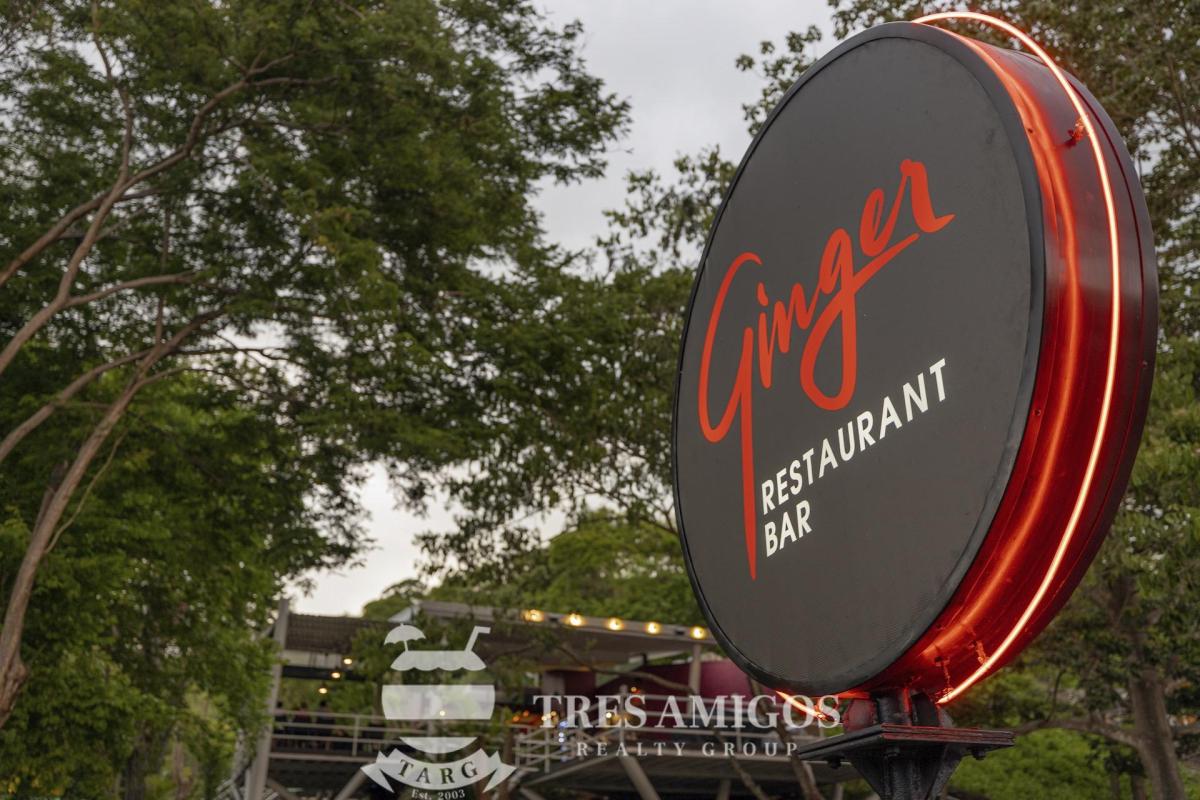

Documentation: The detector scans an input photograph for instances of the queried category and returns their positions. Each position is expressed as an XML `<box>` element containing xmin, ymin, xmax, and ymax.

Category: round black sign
<box><xmin>673</xmin><ymin>21</ymin><xmax>1155</xmax><ymax>697</ymax></box>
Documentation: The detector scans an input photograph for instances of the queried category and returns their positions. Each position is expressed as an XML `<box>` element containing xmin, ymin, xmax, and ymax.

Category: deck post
<box><xmin>619</xmin><ymin>753</ymin><xmax>662</xmax><ymax>800</ymax></box>
<box><xmin>247</xmin><ymin>597</ymin><xmax>289</xmax><ymax>800</ymax></box>
<box><xmin>687</xmin><ymin>643</ymin><xmax>703</xmax><ymax>694</ymax></box>
<box><xmin>332</xmin><ymin>770</ymin><xmax>366</xmax><ymax>800</ymax></box>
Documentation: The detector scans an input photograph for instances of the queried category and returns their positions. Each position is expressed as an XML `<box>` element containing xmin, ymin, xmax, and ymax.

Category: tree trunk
<box><xmin>1131</xmin><ymin>773</ymin><xmax>1149</xmax><ymax>800</ymax></box>
<box><xmin>0</xmin><ymin>466</ymin><xmax>65</xmax><ymax>724</ymax></box>
<box><xmin>1128</xmin><ymin>665</ymin><xmax>1186</xmax><ymax>800</ymax></box>
<box><xmin>122</xmin><ymin>748</ymin><xmax>149</xmax><ymax>800</ymax></box>
<box><xmin>172</xmin><ymin>738</ymin><xmax>196</xmax><ymax>800</ymax></box>
<box><xmin>0</xmin><ymin>383</ymin><xmax>137</xmax><ymax>725</ymax></box>
<box><xmin>0</xmin><ymin>311</ymin><xmax>215</xmax><ymax>728</ymax></box>
<box><xmin>122</xmin><ymin>725</ymin><xmax>170</xmax><ymax>800</ymax></box>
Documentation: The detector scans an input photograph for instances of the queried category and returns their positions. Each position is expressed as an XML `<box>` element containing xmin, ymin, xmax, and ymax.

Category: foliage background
<box><xmin>1</xmin><ymin>0</ymin><xmax>1198</xmax><ymax>797</ymax></box>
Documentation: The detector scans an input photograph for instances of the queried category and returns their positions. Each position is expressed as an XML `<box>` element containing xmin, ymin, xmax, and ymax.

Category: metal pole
<box><xmin>332</xmin><ymin>770</ymin><xmax>366</xmax><ymax>800</ymax></box>
<box><xmin>247</xmin><ymin>596</ymin><xmax>289</xmax><ymax>800</ymax></box>
<box><xmin>687</xmin><ymin>643</ymin><xmax>703</xmax><ymax>694</ymax></box>
<box><xmin>788</xmin><ymin>689</ymin><xmax>1012</xmax><ymax>800</ymax></box>
<box><xmin>618</xmin><ymin>753</ymin><xmax>662</xmax><ymax>800</ymax></box>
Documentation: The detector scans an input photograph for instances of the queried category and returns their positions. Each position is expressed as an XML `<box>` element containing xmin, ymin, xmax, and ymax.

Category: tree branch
<box><xmin>92</xmin><ymin>0</ymin><xmax>134</xmax><ymax>178</ymax></box>
<box><xmin>1013</xmin><ymin>717</ymin><xmax>1143</xmax><ymax>751</ymax></box>
<box><xmin>0</xmin><ymin>62</ymin><xmax>309</xmax><ymax>378</ymax></box>
<box><xmin>0</xmin><ymin>348</ymin><xmax>151</xmax><ymax>465</ymax></box>
<box><xmin>0</xmin><ymin>195</ymin><xmax>106</xmax><ymax>291</ymax></box>
<box><xmin>0</xmin><ymin>305</ymin><xmax>228</xmax><ymax>724</ymax></box>
<box><xmin>63</xmin><ymin>271</ymin><xmax>199</xmax><ymax>309</ymax></box>
<box><xmin>46</xmin><ymin>428</ymin><xmax>130</xmax><ymax>554</ymax></box>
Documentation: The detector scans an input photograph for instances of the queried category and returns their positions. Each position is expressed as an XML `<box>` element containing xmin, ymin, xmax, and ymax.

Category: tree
<box><xmin>413</xmin><ymin>260</ymin><xmax>695</xmax><ymax>581</ymax></box>
<box><xmin>952</xmin><ymin>729</ymin><xmax>1145</xmax><ymax>800</ymax></box>
<box><xmin>426</xmin><ymin>511</ymin><xmax>704</xmax><ymax>624</ymax></box>
<box><xmin>0</xmin><ymin>0</ymin><xmax>626</xmax><ymax>736</ymax></box>
<box><xmin>362</xmin><ymin>577</ymin><xmax>427</xmax><ymax>621</ymax></box>
<box><xmin>411</xmin><ymin>2</ymin><xmax>1200</xmax><ymax>797</ymax></box>
<box><xmin>0</xmin><ymin>373</ymin><xmax>360</xmax><ymax>795</ymax></box>
<box><xmin>408</xmin><ymin>57</ymin><xmax>794</xmax><ymax>587</ymax></box>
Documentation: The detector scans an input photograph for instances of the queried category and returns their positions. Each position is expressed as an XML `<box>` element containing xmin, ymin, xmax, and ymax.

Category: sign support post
<box><xmin>795</xmin><ymin>690</ymin><xmax>1011</xmax><ymax>800</ymax></box>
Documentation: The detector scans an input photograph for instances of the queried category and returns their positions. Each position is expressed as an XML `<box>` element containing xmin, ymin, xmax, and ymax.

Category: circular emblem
<box><xmin>673</xmin><ymin>21</ymin><xmax>1156</xmax><ymax>699</ymax></box>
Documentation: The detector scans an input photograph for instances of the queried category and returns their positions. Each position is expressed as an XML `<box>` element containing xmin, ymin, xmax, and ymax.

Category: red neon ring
<box><xmin>912</xmin><ymin>12</ymin><xmax>1123</xmax><ymax>704</ymax></box>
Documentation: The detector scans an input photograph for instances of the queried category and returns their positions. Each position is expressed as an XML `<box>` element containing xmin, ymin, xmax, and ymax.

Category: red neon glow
<box><xmin>697</xmin><ymin>160</ymin><xmax>954</xmax><ymax>579</ymax></box>
<box><xmin>950</xmin><ymin>35</ymin><xmax>1083</xmax><ymax>641</ymax></box>
<box><xmin>775</xmin><ymin>690</ymin><xmax>831</xmax><ymax>722</ymax></box>
<box><xmin>914</xmin><ymin>11</ymin><xmax>1122</xmax><ymax>704</ymax></box>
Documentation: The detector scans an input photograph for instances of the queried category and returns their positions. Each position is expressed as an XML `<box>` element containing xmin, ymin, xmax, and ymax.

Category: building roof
<box><xmin>393</xmin><ymin>599</ymin><xmax>716</xmax><ymax>669</ymax></box>
<box><xmin>280</xmin><ymin>600</ymin><xmax>717</xmax><ymax>672</ymax></box>
<box><xmin>283</xmin><ymin>612</ymin><xmax>384</xmax><ymax>655</ymax></box>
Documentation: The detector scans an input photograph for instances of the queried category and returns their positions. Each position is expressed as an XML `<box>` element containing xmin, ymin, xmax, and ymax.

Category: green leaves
<box><xmin>0</xmin><ymin>0</ymin><xmax>628</xmax><ymax>790</ymax></box>
<box><xmin>0</xmin><ymin>376</ymin><xmax>315</xmax><ymax>790</ymax></box>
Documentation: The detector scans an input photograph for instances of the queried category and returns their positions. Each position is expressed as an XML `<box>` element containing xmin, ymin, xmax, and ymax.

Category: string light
<box><xmin>689</xmin><ymin>626</ymin><xmax>707</xmax><ymax>640</ymax></box>
<box><xmin>565</xmin><ymin>613</ymin><xmax>585</xmax><ymax>627</ymax></box>
<box><xmin>606</xmin><ymin>617</ymin><xmax>625</xmax><ymax>631</ymax></box>
<box><xmin>523</xmin><ymin>609</ymin><xmax>545</xmax><ymax>623</ymax></box>
<box><xmin>645</xmin><ymin>622</ymin><xmax>662</xmax><ymax>634</ymax></box>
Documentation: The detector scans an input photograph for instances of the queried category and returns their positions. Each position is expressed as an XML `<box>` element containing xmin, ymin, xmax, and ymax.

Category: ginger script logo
<box><xmin>697</xmin><ymin>159</ymin><xmax>955</xmax><ymax>580</ymax></box>
<box><xmin>362</xmin><ymin>624</ymin><xmax>516</xmax><ymax>795</ymax></box>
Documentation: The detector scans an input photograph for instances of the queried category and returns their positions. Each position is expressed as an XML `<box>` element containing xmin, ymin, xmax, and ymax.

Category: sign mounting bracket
<box><xmin>794</xmin><ymin>690</ymin><xmax>1013</xmax><ymax>800</ymax></box>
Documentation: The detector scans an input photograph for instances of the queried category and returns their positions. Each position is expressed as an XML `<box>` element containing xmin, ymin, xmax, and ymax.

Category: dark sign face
<box><xmin>674</xmin><ymin>22</ymin><xmax>1157</xmax><ymax>699</ymax></box>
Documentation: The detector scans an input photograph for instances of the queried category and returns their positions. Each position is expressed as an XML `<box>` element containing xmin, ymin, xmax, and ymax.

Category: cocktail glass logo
<box><xmin>362</xmin><ymin>624</ymin><xmax>516</xmax><ymax>795</ymax></box>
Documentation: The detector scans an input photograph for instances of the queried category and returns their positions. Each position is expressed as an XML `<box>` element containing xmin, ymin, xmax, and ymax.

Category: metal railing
<box><xmin>266</xmin><ymin>709</ymin><xmax>525</xmax><ymax>761</ymax></box>
<box><xmin>266</xmin><ymin>692</ymin><xmax>826</xmax><ymax>772</ymax></box>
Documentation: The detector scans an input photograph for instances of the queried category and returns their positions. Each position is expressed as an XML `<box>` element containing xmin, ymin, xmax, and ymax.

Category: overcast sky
<box><xmin>295</xmin><ymin>0</ymin><xmax>831</xmax><ymax>616</ymax></box>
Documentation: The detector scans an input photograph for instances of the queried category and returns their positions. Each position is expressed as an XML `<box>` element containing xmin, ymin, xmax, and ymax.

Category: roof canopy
<box><xmin>282</xmin><ymin>600</ymin><xmax>716</xmax><ymax>672</ymax></box>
